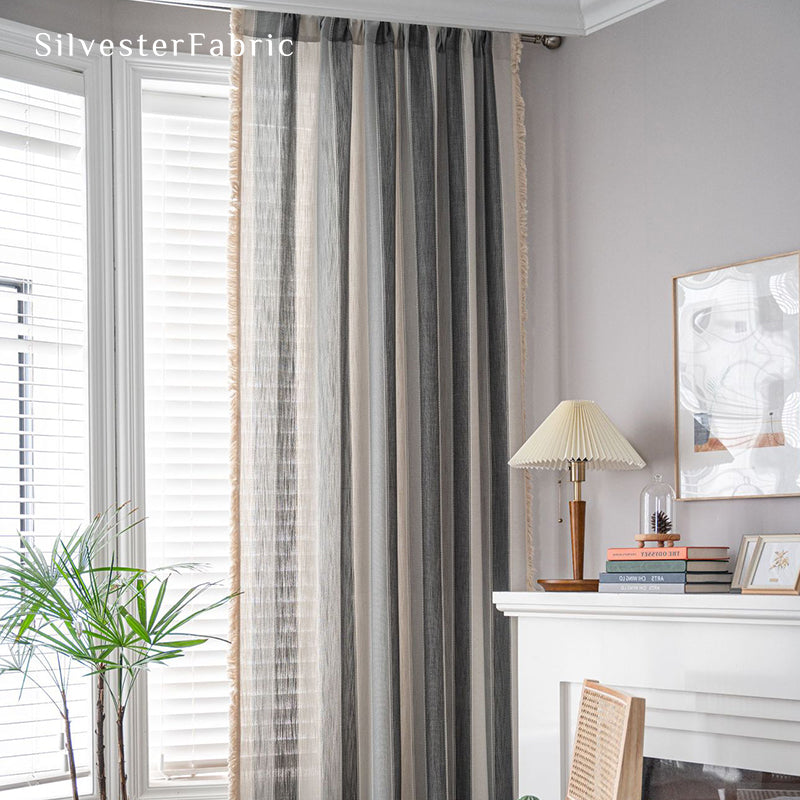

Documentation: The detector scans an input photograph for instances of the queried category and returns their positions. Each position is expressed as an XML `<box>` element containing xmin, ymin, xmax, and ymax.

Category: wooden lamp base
<box><xmin>538</xmin><ymin>578</ymin><xmax>599</xmax><ymax>592</ymax></box>
<box><xmin>538</xmin><ymin>494</ymin><xmax>600</xmax><ymax>592</ymax></box>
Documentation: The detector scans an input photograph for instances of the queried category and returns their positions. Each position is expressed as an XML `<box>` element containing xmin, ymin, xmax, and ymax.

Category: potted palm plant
<box><xmin>0</xmin><ymin>506</ymin><xmax>233</xmax><ymax>800</ymax></box>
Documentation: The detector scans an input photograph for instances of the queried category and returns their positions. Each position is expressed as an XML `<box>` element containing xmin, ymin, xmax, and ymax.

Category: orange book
<box><xmin>607</xmin><ymin>546</ymin><xmax>729</xmax><ymax>561</ymax></box>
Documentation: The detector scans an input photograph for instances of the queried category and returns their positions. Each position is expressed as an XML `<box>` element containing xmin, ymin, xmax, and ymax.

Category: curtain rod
<box><xmin>131</xmin><ymin>0</ymin><xmax>564</xmax><ymax>47</ymax></box>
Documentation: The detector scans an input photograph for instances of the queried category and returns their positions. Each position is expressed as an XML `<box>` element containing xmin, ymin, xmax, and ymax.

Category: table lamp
<box><xmin>510</xmin><ymin>400</ymin><xmax>645</xmax><ymax>591</ymax></box>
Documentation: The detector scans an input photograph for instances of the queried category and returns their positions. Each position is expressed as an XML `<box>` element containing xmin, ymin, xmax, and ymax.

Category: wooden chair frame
<box><xmin>565</xmin><ymin>680</ymin><xmax>645</xmax><ymax>800</ymax></box>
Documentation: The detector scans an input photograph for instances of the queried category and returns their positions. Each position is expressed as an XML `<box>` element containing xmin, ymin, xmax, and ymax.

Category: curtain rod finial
<box><xmin>521</xmin><ymin>34</ymin><xmax>563</xmax><ymax>49</ymax></box>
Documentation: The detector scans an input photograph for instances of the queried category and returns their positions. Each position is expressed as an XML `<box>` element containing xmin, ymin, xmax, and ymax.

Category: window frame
<box><xmin>0</xmin><ymin>15</ymin><xmax>116</xmax><ymax>800</ymax></box>
<box><xmin>112</xmin><ymin>50</ymin><xmax>232</xmax><ymax>800</ymax></box>
<box><xmin>0</xmin><ymin>16</ymin><xmax>231</xmax><ymax>800</ymax></box>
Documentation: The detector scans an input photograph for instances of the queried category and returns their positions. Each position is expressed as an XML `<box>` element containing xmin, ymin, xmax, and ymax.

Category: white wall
<box><xmin>520</xmin><ymin>0</ymin><xmax>800</xmax><ymax>583</ymax></box>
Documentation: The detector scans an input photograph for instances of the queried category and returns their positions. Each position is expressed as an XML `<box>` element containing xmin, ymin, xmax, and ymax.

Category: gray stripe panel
<box><xmin>262</xmin><ymin>11</ymin><xmax>301</xmax><ymax>800</ymax></box>
<box><xmin>364</xmin><ymin>20</ymin><xmax>401</xmax><ymax>800</ymax></box>
<box><xmin>317</xmin><ymin>18</ymin><xmax>358</xmax><ymax>800</ymax></box>
<box><xmin>438</xmin><ymin>27</ymin><xmax>472</xmax><ymax>800</ymax></box>
<box><xmin>473</xmin><ymin>30</ymin><xmax>512</xmax><ymax>800</ymax></box>
<box><xmin>406</xmin><ymin>24</ymin><xmax>447</xmax><ymax>800</ymax></box>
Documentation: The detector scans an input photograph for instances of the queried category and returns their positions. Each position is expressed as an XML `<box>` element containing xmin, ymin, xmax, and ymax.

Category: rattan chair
<box><xmin>565</xmin><ymin>680</ymin><xmax>646</xmax><ymax>800</ymax></box>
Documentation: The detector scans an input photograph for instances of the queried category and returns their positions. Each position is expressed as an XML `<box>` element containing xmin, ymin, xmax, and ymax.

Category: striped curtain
<box><xmin>228</xmin><ymin>11</ymin><xmax>530</xmax><ymax>800</ymax></box>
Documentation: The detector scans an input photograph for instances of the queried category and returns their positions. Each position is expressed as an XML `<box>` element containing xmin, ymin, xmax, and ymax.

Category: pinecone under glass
<box><xmin>650</xmin><ymin>509</ymin><xmax>672</xmax><ymax>534</ymax></box>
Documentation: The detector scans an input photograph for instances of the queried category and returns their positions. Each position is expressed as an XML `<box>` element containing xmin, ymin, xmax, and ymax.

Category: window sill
<box><xmin>139</xmin><ymin>784</ymin><xmax>228</xmax><ymax>800</ymax></box>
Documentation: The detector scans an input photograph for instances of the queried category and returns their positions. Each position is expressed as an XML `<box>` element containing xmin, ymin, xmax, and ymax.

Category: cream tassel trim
<box><xmin>510</xmin><ymin>34</ymin><xmax>534</xmax><ymax>590</ymax></box>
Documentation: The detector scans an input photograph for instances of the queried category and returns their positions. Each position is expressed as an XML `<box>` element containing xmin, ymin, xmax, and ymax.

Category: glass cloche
<box><xmin>640</xmin><ymin>474</ymin><xmax>676</xmax><ymax>538</ymax></box>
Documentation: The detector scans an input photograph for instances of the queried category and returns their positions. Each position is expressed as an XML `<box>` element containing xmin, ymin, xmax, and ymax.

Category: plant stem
<box><xmin>96</xmin><ymin>671</ymin><xmax>107</xmax><ymax>800</ymax></box>
<box><xmin>116</xmin><ymin>703</ymin><xmax>128</xmax><ymax>800</ymax></box>
<box><xmin>59</xmin><ymin>689</ymin><xmax>79</xmax><ymax>800</ymax></box>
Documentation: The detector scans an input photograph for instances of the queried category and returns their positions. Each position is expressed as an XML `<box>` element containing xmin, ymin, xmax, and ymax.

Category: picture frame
<box><xmin>742</xmin><ymin>534</ymin><xmax>800</xmax><ymax>595</ymax></box>
<box><xmin>730</xmin><ymin>534</ymin><xmax>761</xmax><ymax>590</ymax></box>
<box><xmin>673</xmin><ymin>250</ymin><xmax>800</xmax><ymax>501</ymax></box>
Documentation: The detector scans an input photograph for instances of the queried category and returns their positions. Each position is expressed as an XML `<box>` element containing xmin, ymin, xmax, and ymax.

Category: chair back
<box><xmin>566</xmin><ymin>680</ymin><xmax>645</xmax><ymax>800</ymax></box>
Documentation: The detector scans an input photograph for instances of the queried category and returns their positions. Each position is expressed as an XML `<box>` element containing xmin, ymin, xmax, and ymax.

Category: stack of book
<box><xmin>599</xmin><ymin>546</ymin><xmax>732</xmax><ymax>593</ymax></box>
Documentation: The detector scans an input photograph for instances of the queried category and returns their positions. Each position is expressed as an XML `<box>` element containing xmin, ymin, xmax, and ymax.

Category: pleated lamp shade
<box><xmin>509</xmin><ymin>400</ymin><xmax>645</xmax><ymax>471</ymax></box>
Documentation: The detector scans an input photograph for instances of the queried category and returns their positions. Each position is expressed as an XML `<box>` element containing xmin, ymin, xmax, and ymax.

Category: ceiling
<box><xmin>146</xmin><ymin>0</ymin><xmax>669</xmax><ymax>35</ymax></box>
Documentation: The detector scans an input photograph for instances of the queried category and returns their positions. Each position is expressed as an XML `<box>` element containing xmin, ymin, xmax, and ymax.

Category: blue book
<box><xmin>605</xmin><ymin>559</ymin><xmax>731</xmax><ymax>573</ymax></box>
<box><xmin>600</xmin><ymin>572</ymin><xmax>686</xmax><ymax>584</ymax></box>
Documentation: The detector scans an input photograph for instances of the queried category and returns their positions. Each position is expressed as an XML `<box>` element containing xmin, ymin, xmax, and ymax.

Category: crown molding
<box><xmin>135</xmin><ymin>0</ymin><xmax>668</xmax><ymax>36</ymax></box>
<box><xmin>579</xmin><ymin>0</ymin><xmax>668</xmax><ymax>34</ymax></box>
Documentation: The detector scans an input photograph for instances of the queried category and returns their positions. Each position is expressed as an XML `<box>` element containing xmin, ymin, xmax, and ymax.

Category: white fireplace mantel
<box><xmin>494</xmin><ymin>591</ymin><xmax>800</xmax><ymax>800</ymax></box>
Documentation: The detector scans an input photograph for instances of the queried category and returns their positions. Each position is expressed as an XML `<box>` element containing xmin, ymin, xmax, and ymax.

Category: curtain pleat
<box><xmin>271</xmin><ymin>17</ymin><xmax>299</xmax><ymax>799</ymax></box>
<box><xmin>393</xmin><ymin>28</ymin><xmax>426</xmax><ymax>800</ymax></box>
<box><xmin>474</xmin><ymin>31</ymin><xmax>514</xmax><ymax>800</ymax></box>
<box><xmin>316</xmin><ymin>17</ymin><xmax>355</xmax><ymax>799</ymax></box>
<box><xmin>229</xmin><ymin>12</ymin><xmax>527</xmax><ymax>800</ymax></box>
<box><xmin>345</xmin><ymin>41</ymin><xmax>373</xmax><ymax>800</ymax></box>
<box><xmin>436</xmin><ymin>26</ymin><xmax>472</xmax><ymax>800</ymax></box>
<box><xmin>404</xmin><ymin>24</ymin><xmax>448</xmax><ymax>800</ymax></box>
<box><xmin>363</xmin><ymin>19</ymin><xmax>401</xmax><ymax>800</ymax></box>
<box><xmin>235</xmin><ymin>13</ymin><xmax>302</xmax><ymax>799</ymax></box>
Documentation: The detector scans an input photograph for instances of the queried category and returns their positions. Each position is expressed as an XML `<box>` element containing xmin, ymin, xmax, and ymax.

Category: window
<box><xmin>114</xmin><ymin>53</ymin><xmax>232</xmax><ymax>798</ymax></box>
<box><xmin>0</xmin><ymin>75</ymin><xmax>89</xmax><ymax>543</ymax></box>
<box><xmin>0</xmin><ymin>21</ymin><xmax>227</xmax><ymax>799</ymax></box>
<box><xmin>139</xmin><ymin>78</ymin><xmax>232</xmax><ymax>788</ymax></box>
<box><xmin>0</xmin><ymin>71</ymin><xmax>92</xmax><ymax>799</ymax></box>
<box><xmin>0</xmin><ymin>32</ymin><xmax>112</xmax><ymax>799</ymax></box>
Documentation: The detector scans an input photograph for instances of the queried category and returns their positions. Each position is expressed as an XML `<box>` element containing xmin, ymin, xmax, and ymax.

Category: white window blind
<box><xmin>140</xmin><ymin>79</ymin><xmax>232</xmax><ymax>786</ymax></box>
<box><xmin>0</xmin><ymin>73</ymin><xmax>92</xmax><ymax>799</ymax></box>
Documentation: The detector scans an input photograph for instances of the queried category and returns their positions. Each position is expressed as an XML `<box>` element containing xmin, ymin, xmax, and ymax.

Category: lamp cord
<box><xmin>557</xmin><ymin>474</ymin><xmax>564</xmax><ymax>524</ymax></box>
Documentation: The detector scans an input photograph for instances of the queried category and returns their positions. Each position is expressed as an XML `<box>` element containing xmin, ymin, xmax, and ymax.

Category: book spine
<box><xmin>685</xmin><ymin>585</ymin><xmax>732</xmax><ymax>594</ymax></box>
<box><xmin>685</xmin><ymin>574</ymin><xmax>732</xmax><ymax>583</ymax></box>
<box><xmin>606</xmin><ymin>560</ymin><xmax>686</xmax><ymax>573</ymax></box>
<box><xmin>607</xmin><ymin>547</ymin><xmax>688</xmax><ymax>560</ymax></box>
<box><xmin>598</xmin><ymin>582</ymin><xmax>685</xmax><ymax>594</ymax></box>
<box><xmin>600</xmin><ymin>572</ymin><xmax>686</xmax><ymax>584</ymax></box>
<box><xmin>686</xmin><ymin>561</ymin><xmax>730</xmax><ymax>572</ymax></box>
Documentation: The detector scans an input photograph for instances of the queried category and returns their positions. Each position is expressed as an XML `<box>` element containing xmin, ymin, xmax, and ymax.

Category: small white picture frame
<box><xmin>742</xmin><ymin>534</ymin><xmax>800</xmax><ymax>595</ymax></box>
<box><xmin>731</xmin><ymin>535</ymin><xmax>760</xmax><ymax>590</ymax></box>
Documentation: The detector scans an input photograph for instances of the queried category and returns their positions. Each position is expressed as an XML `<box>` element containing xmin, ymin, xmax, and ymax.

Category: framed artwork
<box><xmin>730</xmin><ymin>534</ymin><xmax>760</xmax><ymax>590</ymax></box>
<box><xmin>742</xmin><ymin>534</ymin><xmax>800</xmax><ymax>594</ymax></box>
<box><xmin>674</xmin><ymin>250</ymin><xmax>800</xmax><ymax>500</ymax></box>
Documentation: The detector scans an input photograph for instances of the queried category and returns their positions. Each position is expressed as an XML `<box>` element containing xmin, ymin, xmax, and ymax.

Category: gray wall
<box><xmin>0</xmin><ymin>0</ymin><xmax>228</xmax><ymax>51</ymax></box>
<box><xmin>520</xmin><ymin>0</ymin><xmax>800</xmax><ymax>583</ymax></box>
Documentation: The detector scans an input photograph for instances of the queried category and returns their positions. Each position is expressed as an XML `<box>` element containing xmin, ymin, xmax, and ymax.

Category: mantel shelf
<box><xmin>493</xmin><ymin>590</ymin><xmax>800</xmax><ymax>626</ymax></box>
<box><xmin>494</xmin><ymin>590</ymin><xmax>800</xmax><ymax>796</ymax></box>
